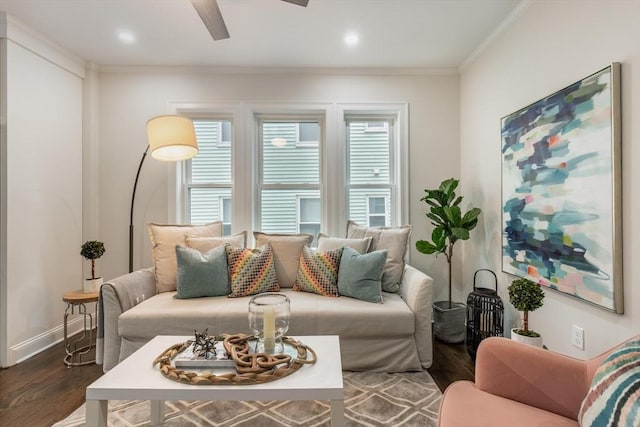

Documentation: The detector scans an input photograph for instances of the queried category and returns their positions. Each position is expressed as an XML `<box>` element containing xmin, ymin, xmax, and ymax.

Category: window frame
<box><xmin>366</xmin><ymin>195</ymin><xmax>388</xmax><ymax>227</ymax></box>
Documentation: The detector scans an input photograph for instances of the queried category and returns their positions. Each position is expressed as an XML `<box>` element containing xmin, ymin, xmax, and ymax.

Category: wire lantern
<box><xmin>466</xmin><ymin>269</ymin><xmax>504</xmax><ymax>360</ymax></box>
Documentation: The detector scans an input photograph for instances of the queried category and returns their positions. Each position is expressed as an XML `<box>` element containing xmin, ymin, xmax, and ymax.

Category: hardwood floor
<box><xmin>0</xmin><ymin>336</ymin><xmax>474</xmax><ymax>426</ymax></box>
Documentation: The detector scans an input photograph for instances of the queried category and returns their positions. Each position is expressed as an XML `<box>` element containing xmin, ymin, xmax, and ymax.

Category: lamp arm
<box><xmin>129</xmin><ymin>145</ymin><xmax>150</xmax><ymax>273</ymax></box>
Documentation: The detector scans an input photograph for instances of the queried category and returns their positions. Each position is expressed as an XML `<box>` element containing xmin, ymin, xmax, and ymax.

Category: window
<box><xmin>296</xmin><ymin>122</ymin><xmax>320</xmax><ymax>147</ymax></box>
<box><xmin>367</xmin><ymin>196</ymin><xmax>388</xmax><ymax>227</ymax></box>
<box><xmin>220</xmin><ymin>196</ymin><xmax>231</xmax><ymax>235</ymax></box>
<box><xmin>177</xmin><ymin>102</ymin><xmax>407</xmax><ymax>239</ymax></box>
<box><xmin>298</xmin><ymin>197</ymin><xmax>321</xmax><ymax>245</ymax></box>
<box><xmin>186</xmin><ymin>119</ymin><xmax>232</xmax><ymax>234</ymax></box>
<box><xmin>346</xmin><ymin>117</ymin><xmax>394</xmax><ymax>227</ymax></box>
<box><xmin>259</xmin><ymin>118</ymin><xmax>322</xmax><ymax>236</ymax></box>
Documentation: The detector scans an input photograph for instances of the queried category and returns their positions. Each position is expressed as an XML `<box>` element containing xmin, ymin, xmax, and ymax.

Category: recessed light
<box><xmin>117</xmin><ymin>29</ymin><xmax>137</xmax><ymax>44</ymax></box>
<box><xmin>344</xmin><ymin>31</ymin><xmax>359</xmax><ymax>47</ymax></box>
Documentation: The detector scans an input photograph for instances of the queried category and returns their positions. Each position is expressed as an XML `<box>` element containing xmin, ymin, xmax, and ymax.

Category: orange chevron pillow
<box><xmin>225</xmin><ymin>243</ymin><xmax>279</xmax><ymax>298</ymax></box>
<box><xmin>293</xmin><ymin>246</ymin><xmax>343</xmax><ymax>297</ymax></box>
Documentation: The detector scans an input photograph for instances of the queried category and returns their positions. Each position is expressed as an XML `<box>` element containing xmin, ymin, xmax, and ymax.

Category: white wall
<box><xmin>460</xmin><ymin>0</ymin><xmax>639</xmax><ymax>358</ymax></box>
<box><xmin>97</xmin><ymin>69</ymin><xmax>461</xmax><ymax>295</ymax></box>
<box><xmin>0</xmin><ymin>14</ymin><xmax>84</xmax><ymax>365</ymax></box>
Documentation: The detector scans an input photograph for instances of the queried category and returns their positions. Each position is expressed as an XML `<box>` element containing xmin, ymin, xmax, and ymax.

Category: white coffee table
<box><xmin>86</xmin><ymin>335</ymin><xmax>344</xmax><ymax>426</ymax></box>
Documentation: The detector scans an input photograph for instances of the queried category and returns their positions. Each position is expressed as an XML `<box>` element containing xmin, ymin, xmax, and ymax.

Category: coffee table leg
<box><xmin>150</xmin><ymin>400</ymin><xmax>165</xmax><ymax>426</ymax></box>
<box><xmin>86</xmin><ymin>399</ymin><xmax>108</xmax><ymax>427</ymax></box>
<box><xmin>330</xmin><ymin>399</ymin><xmax>345</xmax><ymax>426</ymax></box>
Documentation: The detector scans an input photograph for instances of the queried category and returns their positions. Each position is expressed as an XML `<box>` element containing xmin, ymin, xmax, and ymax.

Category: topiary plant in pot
<box><xmin>507</xmin><ymin>277</ymin><xmax>545</xmax><ymax>347</ymax></box>
<box><xmin>416</xmin><ymin>178</ymin><xmax>481</xmax><ymax>343</ymax></box>
<box><xmin>81</xmin><ymin>240</ymin><xmax>106</xmax><ymax>293</ymax></box>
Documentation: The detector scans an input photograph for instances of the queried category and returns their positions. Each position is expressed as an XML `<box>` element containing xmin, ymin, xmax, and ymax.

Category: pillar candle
<box><xmin>263</xmin><ymin>306</ymin><xmax>276</xmax><ymax>352</ymax></box>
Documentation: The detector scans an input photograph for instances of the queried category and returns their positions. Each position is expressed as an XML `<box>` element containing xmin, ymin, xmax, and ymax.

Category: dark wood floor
<box><xmin>0</xmin><ymin>336</ymin><xmax>474</xmax><ymax>426</ymax></box>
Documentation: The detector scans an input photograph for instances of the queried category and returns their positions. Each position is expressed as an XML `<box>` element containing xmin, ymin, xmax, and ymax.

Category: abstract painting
<box><xmin>501</xmin><ymin>64</ymin><xmax>622</xmax><ymax>313</ymax></box>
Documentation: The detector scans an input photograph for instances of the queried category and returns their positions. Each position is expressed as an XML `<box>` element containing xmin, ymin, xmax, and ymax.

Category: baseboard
<box><xmin>7</xmin><ymin>315</ymin><xmax>90</xmax><ymax>366</ymax></box>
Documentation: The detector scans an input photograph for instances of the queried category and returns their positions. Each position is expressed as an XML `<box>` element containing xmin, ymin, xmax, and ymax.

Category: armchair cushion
<box><xmin>578</xmin><ymin>338</ymin><xmax>640</xmax><ymax>427</ymax></box>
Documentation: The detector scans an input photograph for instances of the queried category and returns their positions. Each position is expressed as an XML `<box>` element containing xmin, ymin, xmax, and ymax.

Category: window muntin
<box><xmin>367</xmin><ymin>196</ymin><xmax>388</xmax><ymax>227</ymax></box>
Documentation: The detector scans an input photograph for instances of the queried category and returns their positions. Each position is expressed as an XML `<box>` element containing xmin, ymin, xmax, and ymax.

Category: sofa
<box><xmin>438</xmin><ymin>336</ymin><xmax>640</xmax><ymax>427</ymax></box>
<box><xmin>97</xmin><ymin>223</ymin><xmax>434</xmax><ymax>373</ymax></box>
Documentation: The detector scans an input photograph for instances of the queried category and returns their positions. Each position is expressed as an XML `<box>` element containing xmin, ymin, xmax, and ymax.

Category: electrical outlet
<box><xmin>572</xmin><ymin>325</ymin><xmax>584</xmax><ymax>350</ymax></box>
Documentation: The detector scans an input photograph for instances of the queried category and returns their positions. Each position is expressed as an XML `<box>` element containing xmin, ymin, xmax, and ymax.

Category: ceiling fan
<box><xmin>190</xmin><ymin>0</ymin><xmax>309</xmax><ymax>41</ymax></box>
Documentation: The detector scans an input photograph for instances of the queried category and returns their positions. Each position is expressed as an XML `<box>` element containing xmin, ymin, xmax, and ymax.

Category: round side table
<box><xmin>63</xmin><ymin>290</ymin><xmax>99</xmax><ymax>367</ymax></box>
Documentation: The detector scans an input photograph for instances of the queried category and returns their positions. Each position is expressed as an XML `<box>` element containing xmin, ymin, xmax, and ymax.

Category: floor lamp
<box><xmin>129</xmin><ymin>115</ymin><xmax>199</xmax><ymax>273</ymax></box>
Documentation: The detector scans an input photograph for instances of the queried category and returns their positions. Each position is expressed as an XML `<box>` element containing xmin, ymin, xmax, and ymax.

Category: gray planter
<box><xmin>433</xmin><ymin>300</ymin><xmax>466</xmax><ymax>343</ymax></box>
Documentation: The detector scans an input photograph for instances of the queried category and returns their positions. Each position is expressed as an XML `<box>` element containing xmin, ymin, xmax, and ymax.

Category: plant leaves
<box><xmin>451</xmin><ymin>227</ymin><xmax>470</xmax><ymax>240</ymax></box>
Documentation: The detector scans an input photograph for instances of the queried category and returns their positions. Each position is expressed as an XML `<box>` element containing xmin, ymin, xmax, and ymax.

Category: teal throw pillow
<box><xmin>579</xmin><ymin>338</ymin><xmax>640</xmax><ymax>427</ymax></box>
<box><xmin>175</xmin><ymin>245</ymin><xmax>230</xmax><ymax>299</ymax></box>
<box><xmin>337</xmin><ymin>246</ymin><xmax>386</xmax><ymax>303</ymax></box>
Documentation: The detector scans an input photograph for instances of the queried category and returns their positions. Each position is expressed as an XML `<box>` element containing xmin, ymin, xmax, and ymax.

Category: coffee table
<box><xmin>86</xmin><ymin>335</ymin><xmax>344</xmax><ymax>426</ymax></box>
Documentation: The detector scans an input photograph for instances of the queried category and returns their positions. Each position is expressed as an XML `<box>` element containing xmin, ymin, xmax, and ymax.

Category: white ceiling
<box><xmin>0</xmin><ymin>0</ymin><xmax>524</xmax><ymax>69</ymax></box>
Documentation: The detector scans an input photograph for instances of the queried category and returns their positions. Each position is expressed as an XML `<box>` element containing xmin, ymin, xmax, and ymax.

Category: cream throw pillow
<box><xmin>253</xmin><ymin>232</ymin><xmax>313</xmax><ymax>288</ymax></box>
<box><xmin>186</xmin><ymin>231</ymin><xmax>247</xmax><ymax>253</ymax></box>
<box><xmin>346</xmin><ymin>220</ymin><xmax>411</xmax><ymax>293</ymax></box>
<box><xmin>317</xmin><ymin>233</ymin><xmax>372</xmax><ymax>254</ymax></box>
<box><xmin>147</xmin><ymin>222</ymin><xmax>223</xmax><ymax>293</ymax></box>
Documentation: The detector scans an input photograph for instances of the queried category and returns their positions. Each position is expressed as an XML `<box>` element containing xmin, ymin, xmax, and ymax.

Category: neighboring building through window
<box><xmin>346</xmin><ymin>117</ymin><xmax>394</xmax><ymax>227</ymax></box>
<box><xmin>259</xmin><ymin>119</ymin><xmax>321</xmax><ymax>240</ymax></box>
<box><xmin>186</xmin><ymin>119</ymin><xmax>232</xmax><ymax>234</ymax></box>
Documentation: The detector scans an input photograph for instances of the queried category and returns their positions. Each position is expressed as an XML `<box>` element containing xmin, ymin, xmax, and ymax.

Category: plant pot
<box><xmin>433</xmin><ymin>301</ymin><xmax>466</xmax><ymax>343</ymax></box>
<box><xmin>83</xmin><ymin>277</ymin><xmax>103</xmax><ymax>293</ymax></box>
<box><xmin>510</xmin><ymin>328</ymin><xmax>543</xmax><ymax>348</ymax></box>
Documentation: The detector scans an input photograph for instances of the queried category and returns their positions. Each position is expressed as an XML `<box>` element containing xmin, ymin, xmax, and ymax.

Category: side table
<box><xmin>63</xmin><ymin>290</ymin><xmax>99</xmax><ymax>367</ymax></box>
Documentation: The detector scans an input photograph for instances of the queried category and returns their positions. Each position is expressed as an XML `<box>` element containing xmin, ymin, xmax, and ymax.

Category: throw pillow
<box><xmin>147</xmin><ymin>222</ymin><xmax>223</xmax><ymax>293</ymax></box>
<box><xmin>346</xmin><ymin>220</ymin><xmax>411</xmax><ymax>293</ymax></box>
<box><xmin>186</xmin><ymin>231</ymin><xmax>247</xmax><ymax>253</ymax></box>
<box><xmin>225</xmin><ymin>243</ymin><xmax>279</xmax><ymax>297</ymax></box>
<box><xmin>579</xmin><ymin>338</ymin><xmax>640</xmax><ymax>427</ymax></box>
<box><xmin>316</xmin><ymin>233</ymin><xmax>372</xmax><ymax>254</ymax></box>
<box><xmin>293</xmin><ymin>246</ymin><xmax>343</xmax><ymax>297</ymax></box>
<box><xmin>253</xmin><ymin>232</ymin><xmax>313</xmax><ymax>288</ymax></box>
<box><xmin>175</xmin><ymin>245</ymin><xmax>230</xmax><ymax>299</ymax></box>
<box><xmin>337</xmin><ymin>246</ymin><xmax>386</xmax><ymax>303</ymax></box>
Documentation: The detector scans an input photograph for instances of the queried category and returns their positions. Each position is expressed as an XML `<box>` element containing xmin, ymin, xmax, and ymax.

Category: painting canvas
<box><xmin>501</xmin><ymin>64</ymin><xmax>622</xmax><ymax>313</ymax></box>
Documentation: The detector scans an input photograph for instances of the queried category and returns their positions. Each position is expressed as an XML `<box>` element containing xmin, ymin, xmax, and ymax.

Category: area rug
<box><xmin>54</xmin><ymin>371</ymin><xmax>441</xmax><ymax>426</ymax></box>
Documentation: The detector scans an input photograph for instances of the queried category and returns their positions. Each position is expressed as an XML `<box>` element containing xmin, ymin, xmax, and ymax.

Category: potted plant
<box><xmin>81</xmin><ymin>240</ymin><xmax>106</xmax><ymax>293</ymax></box>
<box><xmin>507</xmin><ymin>277</ymin><xmax>545</xmax><ymax>347</ymax></box>
<box><xmin>416</xmin><ymin>178</ymin><xmax>481</xmax><ymax>343</ymax></box>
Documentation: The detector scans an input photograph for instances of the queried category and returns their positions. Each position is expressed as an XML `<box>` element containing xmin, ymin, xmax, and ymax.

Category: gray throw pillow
<box><xmin>337</xmin><ymin>246</ymin><xmax>386</xmax><ymax>303</ymax></box>
<box><xmin>175</xmin><ymin>245</ymin><xmax>230</xmax><ymax>299</ymax></box>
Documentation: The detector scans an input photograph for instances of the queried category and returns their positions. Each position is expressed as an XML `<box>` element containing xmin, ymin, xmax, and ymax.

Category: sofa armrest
<box><xmin>97</xmin><ymin>268</ymin><xmax>156</xmax><ymax>372</ymax></box>
<box><xmin>399</xmin><ymin>265</ymin><xmax>433</xmax><ymax>369</ymax></box>
<box><xmin>475</xmin><ymin>337</ymin><xmax>591</xmax><ymax>420</ymax></box>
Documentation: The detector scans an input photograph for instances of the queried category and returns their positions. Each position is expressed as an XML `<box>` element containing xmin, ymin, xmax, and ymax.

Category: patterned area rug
<box><xmin>54</xmin><ymin>371</ymin><xmax>441</xmax><ymax>426</ymax></box>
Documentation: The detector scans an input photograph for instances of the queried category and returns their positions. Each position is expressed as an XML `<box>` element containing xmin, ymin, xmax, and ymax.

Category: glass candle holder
<box><xmin>248</xmin><ymin>293</ymin><xmax>290</xmax><ymax>354</ymax></box>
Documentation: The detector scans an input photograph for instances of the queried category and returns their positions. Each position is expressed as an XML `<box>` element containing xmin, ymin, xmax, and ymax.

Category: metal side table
<box><xmin>63</xmin><ymin>290</ymin><xmax>98</xmax><ymax>367</ymax></box>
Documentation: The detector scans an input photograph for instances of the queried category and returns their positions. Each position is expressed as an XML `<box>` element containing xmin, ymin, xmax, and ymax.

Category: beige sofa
<box><xmin>97</xmin><ymin>265</ymin><xmax>434</xmax><ymax>373</ymax></box>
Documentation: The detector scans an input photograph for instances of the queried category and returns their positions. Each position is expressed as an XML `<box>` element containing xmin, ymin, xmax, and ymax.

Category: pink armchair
<box><xmin>438</xmin><ymin>337</ymin><xmax>616</xmax><ymax>427</ymax></box>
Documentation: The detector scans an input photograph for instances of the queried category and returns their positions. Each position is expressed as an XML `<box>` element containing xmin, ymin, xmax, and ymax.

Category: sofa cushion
<box><xmin>118</xmin><ymin>288</ymin><xmax>415</xmax><ymax>340</ymax></box>
<box><xmin>225</xmin><ymin>244</ymin><xmax>279</xmax><ymax>297</ymax></box>
<box><xmin>147</xmin><ymin>222</ymin><xmax>223</xmax><ymax>293</ymax></box>
<box><xmin>317</xmin><ymin>233</ymin><xmax>372</xmax><ymax>254</ymax></box>
<box><xmin>253</xmin><ymin>232</ymin><xmax>313</xmax><ymax>288</ymax></box>
<box><xmin>578</xmin><ymin>338</ymin><xmax>640</xmax><ymax>427</ymax></box>
<box><xmin>346</xmin><ymin>220</ymin><xmax>411</xmax><ymax>293</ymax></box>
<box><xmin>175</xmin><ymin>245</ymin><xmax>229</xmax><ymax>299</ymax></box>
<box><xmin>186</xmin><ymin>231</ymin><xmax>247</xmax><ymax>253</ymax></box>
<box><xmin>293</xmin><ymin>246</ymin><xmax>342</xmax><ymax>297</ymax></box>
<box><xmin>337</xmin><ymin>246</ymin><xmax>386</xmax><ymax>303</ymax></box>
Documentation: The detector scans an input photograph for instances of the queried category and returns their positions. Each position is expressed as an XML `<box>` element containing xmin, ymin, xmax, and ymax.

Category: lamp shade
<box><xmin>146</xmin><ymin>115</ymin><xmax>198</xmax><ymax>161</ymax></box>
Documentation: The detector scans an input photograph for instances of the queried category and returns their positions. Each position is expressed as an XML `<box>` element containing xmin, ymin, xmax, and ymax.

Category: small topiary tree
<box><xmin>81</xmin><ymin>241</ymin><xmax>106</xmax><ymax>279</ymax></box>
<box><xmin>507</xmin><ymin>278</ymin><xmax>545</xmax><ymax>337</ymax></box>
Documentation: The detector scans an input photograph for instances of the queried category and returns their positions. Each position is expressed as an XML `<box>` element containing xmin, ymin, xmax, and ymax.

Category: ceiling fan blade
<box><xmin>281</xmin><ymin>0</ymin><xmax>309</xmax><ymax>6</ymax></box>
<box><xmin>191</xmin><ymin>0</ymin><xmax>230</xmax><ymax>41</ymax></box>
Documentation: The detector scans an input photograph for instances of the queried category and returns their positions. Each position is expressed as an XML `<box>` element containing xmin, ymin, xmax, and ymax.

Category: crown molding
<box><xmin>459</xmin><ymin>0</ymin><xmax>534</xmax><ymax>73</ymax></box>
<box><xmin>0</xmin><ymin>12</ymin><xmax>85</xmax><ymax>78</ymax></box>
<box><xmin>98</xmin><ymin>64</ymin><xmax>459</xmax><ymax>77</ymax></box>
